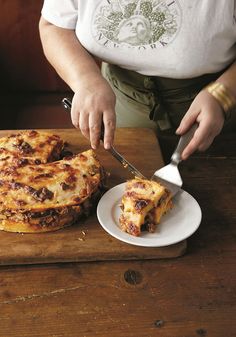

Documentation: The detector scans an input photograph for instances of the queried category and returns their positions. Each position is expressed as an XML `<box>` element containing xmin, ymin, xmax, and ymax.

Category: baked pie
<box><xmin>0</xmin><ymin>131</ymin><xmax>104</xmax><ymax>233</ymax></box>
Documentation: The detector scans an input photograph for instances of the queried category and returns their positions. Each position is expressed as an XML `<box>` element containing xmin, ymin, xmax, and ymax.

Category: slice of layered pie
<box><xmin>119</xmin><ymin>178</ymin><xmax>173</xmax><ymax>236</ymax></box>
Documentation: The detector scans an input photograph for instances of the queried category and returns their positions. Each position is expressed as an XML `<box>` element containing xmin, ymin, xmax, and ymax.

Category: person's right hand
<box><xmin>71</xmin><ymin>74</ymin><xmax>116</xmax><ymax>150</ymax></box>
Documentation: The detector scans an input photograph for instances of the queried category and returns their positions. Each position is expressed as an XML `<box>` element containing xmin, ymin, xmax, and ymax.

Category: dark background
<box><xmin>0</xmin><ymin>0</ymin><xmax>73</xmax><ymax>129</ymax></box>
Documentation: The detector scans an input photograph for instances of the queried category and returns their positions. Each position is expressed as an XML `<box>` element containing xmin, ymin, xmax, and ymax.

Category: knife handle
<box><xmin>62</xmin><ymin>97</ymin><xmax>105</xmax><ymax>142</ymax></box>
<box><xmin>62</xmin><ymin>97</ymin><xmax>72</xmax><ymax>110</ymax></box>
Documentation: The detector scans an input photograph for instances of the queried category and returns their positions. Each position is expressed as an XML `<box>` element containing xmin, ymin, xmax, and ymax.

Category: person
<box><xmin>39</xmin><ymin>0</ymin><xmax>236</xmax><ymax>160</ymax></box>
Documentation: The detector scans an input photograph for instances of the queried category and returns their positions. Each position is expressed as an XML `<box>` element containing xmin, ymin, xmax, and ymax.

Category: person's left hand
<box><xmin>176</xmin><ymin>89</ymin><xmax>225</xmax><ymax>160</ymax></box>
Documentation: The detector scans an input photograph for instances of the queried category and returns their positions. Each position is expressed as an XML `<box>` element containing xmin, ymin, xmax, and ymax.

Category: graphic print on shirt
<box><xmin>92</xmin><ymin>0</ymin><xmax>182</xmax><ymax>50</ymax></box>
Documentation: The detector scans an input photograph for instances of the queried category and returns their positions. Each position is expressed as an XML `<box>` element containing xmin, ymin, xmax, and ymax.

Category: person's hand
<box><xmin>176</xmin><ymin>89</ymin><xmax>225</xmax><ymax>160</ymax></box>
<box><xmin>71</xmin><ymin>75</ymin><xmax>116</xmax><ymax>150</ymax></box>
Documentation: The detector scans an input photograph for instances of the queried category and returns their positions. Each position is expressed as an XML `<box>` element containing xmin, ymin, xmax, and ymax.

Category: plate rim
<box><xmin>97</xmin><ymin>182</ymin><xmax>202</xmax><ymax>247</ymax></box>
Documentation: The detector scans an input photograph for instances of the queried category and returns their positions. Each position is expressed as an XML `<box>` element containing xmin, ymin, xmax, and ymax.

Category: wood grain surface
<box><xmin>0</xmin><ymin>128</ymin><xmax>186</xmax><ymax>265</ymax></box>
<box><xmin>0</xmin><ymin>131</ymin><xmax>235</xmax><ymax>337</ymax></box>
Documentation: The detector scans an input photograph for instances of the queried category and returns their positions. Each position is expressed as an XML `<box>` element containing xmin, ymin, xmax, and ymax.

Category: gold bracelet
<box><xmin>206</xmin><ymin>82</ymin><xmax>236</xmax><ymax>120</ymax></box>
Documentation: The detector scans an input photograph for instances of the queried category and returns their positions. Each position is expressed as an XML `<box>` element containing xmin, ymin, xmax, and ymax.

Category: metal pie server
<box><xmin>151</xmin><ymin>123</ymin><xmax>198</xmax><ymax>196</ymax></box>
<box><xmin>61</xmin><ymin>97</ymin><xmax>145</xmax><ymax>179</ymax></box>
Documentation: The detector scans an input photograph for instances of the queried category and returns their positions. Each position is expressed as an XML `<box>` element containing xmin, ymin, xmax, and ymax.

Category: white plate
<box><xmin>97</xmin><ymin>183</ymin><xmax>202</xmax><ymax>247</ymax></box>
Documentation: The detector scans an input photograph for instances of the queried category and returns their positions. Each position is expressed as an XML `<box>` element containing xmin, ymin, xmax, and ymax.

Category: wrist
<box><xmin>205</xmin><ymin>82</ymin><xmax>236</xmax><ymax>120</ymax></box>
<box><xmin>71</xmin><ymin>71</ymin><xmax>103</xmax><ymax>92</ymax></box>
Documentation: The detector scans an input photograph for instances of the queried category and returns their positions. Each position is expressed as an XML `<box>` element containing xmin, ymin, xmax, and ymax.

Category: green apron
<box><xmin>103</xmin><ymin>63</ymin><xmax>236</xmax><ymax>133</ymax></box>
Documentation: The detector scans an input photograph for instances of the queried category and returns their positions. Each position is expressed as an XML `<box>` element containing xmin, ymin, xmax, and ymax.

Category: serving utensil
<box><xmin>151</xmin><ymin>123</ymin><xmax>198</xmax><ymax>196</ymax></box>
<box><xmin>61</xmin><ymin>97</ymin><xmax>145</xmax><ymax>179</ymax></box>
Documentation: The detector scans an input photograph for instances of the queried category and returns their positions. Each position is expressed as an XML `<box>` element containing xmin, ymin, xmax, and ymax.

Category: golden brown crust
<box><xmin>119</xmin><ymin>178</ymin><xmax>173</xmax><ymax>236</ymax></box>
<box><xmin>0</xmin><ymin>210</ymin><xmax>78</xmax><ymax>233</ymax></box>
<box><xmin>0</xmin><ymin>131</ymin><xmax>103</xmax><ymax>233</ymax></box>
<box><xmin>0</xmin><ymin>150</ymin><xmax>102</xmax><ymax>211</ymax></box>
<box><xmin>0</xmin><ymin>130</ymin><xmax>64</xmax><ymax>169</ymax></box>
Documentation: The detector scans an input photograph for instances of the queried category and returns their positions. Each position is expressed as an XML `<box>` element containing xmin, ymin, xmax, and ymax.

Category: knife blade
<box><xmin>61</xmin><ymin>97</ymin><xmax>146</xmax><ymax>179</ymax></box>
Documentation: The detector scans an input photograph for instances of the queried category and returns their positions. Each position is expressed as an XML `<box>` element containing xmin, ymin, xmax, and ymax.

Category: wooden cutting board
<box><xmin>0</xmin><ymin>128</ymin><xmax>186</xmax><ymax>265</ymax></box>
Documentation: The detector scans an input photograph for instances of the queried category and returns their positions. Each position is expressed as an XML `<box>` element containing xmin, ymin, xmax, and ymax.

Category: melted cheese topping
<box><xmin>0</xmin><ymin>130</ymin><xmax>64</xmax><ymax>168</ymax></box>
<box><xmin>0</xmin><ymin>149</ymin><xmax>101</xmax><ymax>211</ymax></box>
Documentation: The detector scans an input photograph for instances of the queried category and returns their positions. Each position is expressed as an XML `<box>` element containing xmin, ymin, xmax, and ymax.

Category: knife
<box><xmin>61</xmin><ymin>97</ymin><xmax>145</xmax><ymax>179</ymax></box>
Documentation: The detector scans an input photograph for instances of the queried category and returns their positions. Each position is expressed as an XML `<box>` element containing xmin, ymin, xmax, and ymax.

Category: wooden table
<box><xmin>0</xmin><ymin>128</ymin><xmax>235</xmax><ymax>337</ymax></box>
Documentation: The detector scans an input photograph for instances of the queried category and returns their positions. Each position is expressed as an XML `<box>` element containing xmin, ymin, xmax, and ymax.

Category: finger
<box><xmin>198</xmin><ymin>140</ymin><xmax>212</xmax><ymax>152</ymax></box>
<box><xmin>89</xmin><ymin>114</ymin><xmax>102</xmax><ymax>150</ymax></box>
<box><xmin>176</xmin><ymin>107</ymin><xmax>200</xmax><ymax>135</ymax></box>
<box><xmin>181</xmin><ymin>137</ymin><xmax>199</xmax><ymax>160</ymax></box>
<box><xmin>193</xmin><ymin>114</ymin><xmax>223</xmax><ymax>154</ymax></box>
<box><xmin>103</xmin><ymin>111</ymin><xmax>116</xmax><ymax>150</ymax></box>
<box><xmin>79</xmin><ymin>111</ymin><xmax>90</xmax><ymax>140</ymax></box>
<box><xmin>71</xmin><ymin>105</ymin><xmax>80</xmax><ymax>129</ymax></box>
<box><xmin>198</xmin><ymin>133</ymin><xmax>214</xmax><ymax>152</ymax></box>
<box><xmin>181</xmin><ymin>125</ymin><xmax>210</xmax><ymax>160</ymax></box>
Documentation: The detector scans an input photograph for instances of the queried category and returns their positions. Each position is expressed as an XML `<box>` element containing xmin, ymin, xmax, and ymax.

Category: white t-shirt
<box><xmin>41</xmin><ymin>0</ymin><xmax>236</xmax><ymax>78</ymax></box>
